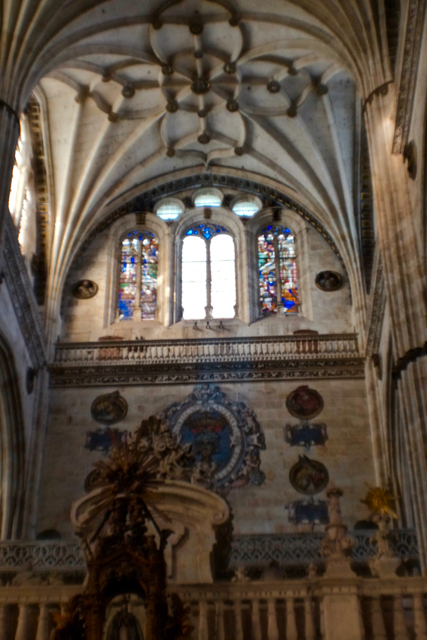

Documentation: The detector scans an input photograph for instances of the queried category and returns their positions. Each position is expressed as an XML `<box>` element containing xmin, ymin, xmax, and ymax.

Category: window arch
<box><xmin>182</xmin><ymin>223</ymin><xmax>236</xmax><ymax>320</ymax></box>
<box><xmin>118</xmin><ymin>230</ymin><xmax>159</xmax><ymax>320</ymax></box>
<box><xmin>258</xmin><ymin>225</ymin><xmax>299</xmax><ymax>314</ymax></box>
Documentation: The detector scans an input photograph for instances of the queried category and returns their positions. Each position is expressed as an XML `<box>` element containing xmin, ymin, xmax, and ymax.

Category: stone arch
<box><xmin>0</xmin><ymin>332</ymin><xmax>25</xmax><ymax>539</ymax></box>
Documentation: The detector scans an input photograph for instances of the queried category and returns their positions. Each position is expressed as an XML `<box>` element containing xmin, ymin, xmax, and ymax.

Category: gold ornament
<box><xmin>361</xmin><ymin>486</ymin><xmax>398</xmax><ymax>518</ymax></box>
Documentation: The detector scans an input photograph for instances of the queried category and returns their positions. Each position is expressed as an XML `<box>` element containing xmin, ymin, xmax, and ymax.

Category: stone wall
<box><xmin>38</xmin><ymin>378</ymin><xmax>375</xmax><ymax>539</ymax></box>
<box><xmin>60</xmin><ymin>211</ymin><xmax>353</xmax><ymax>342</ymax></box>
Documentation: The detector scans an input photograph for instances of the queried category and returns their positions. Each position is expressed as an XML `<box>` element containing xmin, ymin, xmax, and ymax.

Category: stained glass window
<box><xmin>258</xmin><ymin>225</ymin><xmax>299</xmax><ymax>314</ymax></box>
<box><xmin>119</xmin><ymin>231</ymin><xmax>158</xmax><ymax>320</ymax></box>
<box><xmin>182</xmin><ymin>224</ymin><xmax>236</xmax><ymax>319</ymax></box>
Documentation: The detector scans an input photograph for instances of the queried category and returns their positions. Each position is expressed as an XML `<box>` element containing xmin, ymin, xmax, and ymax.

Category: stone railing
<box><xmin>51</xmin><ymin>334</ymin><xmax>364</xmax><ymax>385</ymax></box>
<box><xmin>0</xmin><ymin>530</ymin><xmax>418</xmax><ymax>580</ymax></box>
<box><xmin>0</xmin><ymin>542</ymin><xmax>84</xmax><ymax>576</ymax></box>
<box><xmin>230</xmin><ymin>529</ymin><xmax>419</xmax><ymax>570</ymax></box>
<box><xmin>54</xmin><ymin>334</ymin><xmax>359</xmax><ymax>365</ymax></box>
<box><xmin>2</xmin><ymin>577</ymin><xmax>427</xmax><ymax>639</ymax></box>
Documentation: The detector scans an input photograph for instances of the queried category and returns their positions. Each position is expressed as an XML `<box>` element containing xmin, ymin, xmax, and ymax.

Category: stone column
<box><xmin>0</xmin><ymin>603</ymin><xmax>10</xmax><ymax>639</ymax></box>
<box><xmin>364</xmin><ymin>89</ymin><xmax>427</xmax><ymax>571</ymax></box>
<box><xmin>285</xmin><ymin>597</ymin><xmax>298</xmax><ymax>640</ymax></box>
<box><xmin>198</xmin><ymin>599</ymin><xmax>208</xmax><ymax>640</ymax></box>
<box><xmin>36</xmin><ymin>604</ymin><xmax>50</xmax><ymax>640</ymax></box>
<box><xmin>251</xmin><ymin>599</ymin><xmax>262</xmax><ymax>640</ymax></box>
<box><xmin>0</xmin><ymin>101</ymin><xmax>21</xmax><ymax>254</ymax></box>
<box><xmin>414</xmin><ymin>593</ymin><xmax>427</xmax><ymax>640</ymax></box>
<box><xmin>371</xmin><ymin>596</ymin><xmax>386</xmax><ymax>640</ymax></box>
<box><xmin>15</xmin><ymin>602</ymin><xmax>30</xmax><ymax>640</ymax></box>
<box><xmin>214</xmin><ymin>601</ymin><xmax>225</xmax><ymax>640</ymax></box>
<box><xmin>304</xmin><ymin>595</ymin><xmax>315</xmax><ymax>640</ymax></box>
<box><xmin>234</xmin><ymin>599</ymin><xmax>243</xmax><ymax>640</ymax></box>
<box><xmin>393</xmin><ymin>593</ymin><xmax>409</xmax><ymax>640</ymax></box>
<box><xmin>267</xmin><ymin>598</ymin><xmax>279</xmax><ymax>640</ymax></box>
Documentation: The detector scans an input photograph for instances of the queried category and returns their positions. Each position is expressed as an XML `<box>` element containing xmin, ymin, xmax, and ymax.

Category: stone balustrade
<box><xmin>1</xmin><ymin>577</ymin><xmax>427</xmax><ymax>639</ymax></box>
<box><xmin>0</xmin><ymin>530</ymin><xmax>419</xmax><ymax>581</ymax></box>
<box><xmin>51</xmin><ymin>334</ymin><xmax>364</xmax><ymax>386</ymax></box>
<box><xmin>54</xmin><ymin>334</ymin><xmax>359</xmax><ymax>365</ymax></box>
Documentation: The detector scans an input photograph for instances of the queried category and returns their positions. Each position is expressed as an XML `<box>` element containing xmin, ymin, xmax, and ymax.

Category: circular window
<box><xmin>155</xmin><ymin>197</ymin><xmax>184</xmax><ymax>220</ymax></box>
<box><xmin>193</xmin><ymin>188</ymin><xmax>223</xmax><ymax>208</ymax></box>
<box><xmin>231</xmin><ymin>196</ymin><xmax>262</xmax><ymax>217</ymax></box>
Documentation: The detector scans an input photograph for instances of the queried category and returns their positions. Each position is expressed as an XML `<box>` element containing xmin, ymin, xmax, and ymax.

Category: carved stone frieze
<box><xmin>366</xmin><ymin>259</ymin><xmax>386</xmax><ymax>357</ymax></box>
<box><xmin>1</xmin><ymin>216</ymin><xmax>46</xmax><ymax>367</ymax></box>
<box><xmin>50</xmin><ymin>357</ymin><xmax>365</xmax><ymax>387</ymax></box>
<box><xmin>392</xmin><ymin>0</ymin><xmax>426</xmax><ymax>154</ymax></box>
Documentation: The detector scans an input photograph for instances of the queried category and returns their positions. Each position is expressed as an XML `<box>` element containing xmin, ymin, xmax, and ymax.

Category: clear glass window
<box><xmin>182</xmin><ymin>224</ymin><xmax>235</xmax><ymax>320</ymax></box>
<box><xmin>194</xmin><ymin>192</ymin><xmax>222</xmax><ymax>208</ymax></box>
<box><xmin>232</xmin><ymin>200</ymin><xmax>260</xmax><ymax>217</ymax></box>
<box><xmin>258</xmin><ymin>225</ymin><xmax>299</xmax><ymax>314</ymax></box>
<box><xmin>156</xmin><ymin>199</ymin><xmax>184</xmax><ymax>220</ymax></box>
<box><xmin>119</xmin><ymin>231</ymin><xmax>158</xmax><ymax>320</ymax></box>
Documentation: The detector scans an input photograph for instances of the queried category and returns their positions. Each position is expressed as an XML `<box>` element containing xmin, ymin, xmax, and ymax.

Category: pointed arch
<box><xmin>0</xmin><ymin>333</ymin><xmax>26</xmax><ymax>540</ymax></box>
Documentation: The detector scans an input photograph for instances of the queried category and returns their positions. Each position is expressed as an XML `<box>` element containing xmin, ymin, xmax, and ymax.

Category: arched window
<box><xmin>258</xmin><ymin>225</ymin><xmax>299</xmax><ymax>314</ymax></box>
<box><xmin>8</xmin><ymin>116</ymin><xmax>36</xmax><ymax>256</ymax></box>
<box><xmin>182</xmin><ymin>223</ymin><xmax>236</xmax><ymax>320</ymax></box>
<box><xmin>118</xmin><ymin>230</ymin><xmax>158</xmax><ymax>320</ymax></box>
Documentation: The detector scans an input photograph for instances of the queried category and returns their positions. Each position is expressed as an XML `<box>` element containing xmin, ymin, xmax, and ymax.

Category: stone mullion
<box><xmin>0</xmin><ymin>102</ymin><xmax>21</xmax><ymax>256</ymax></box>
<box><xmin>205</xmin><ymin>239</ymin><xmax>212</xmax><ymax>319</ymax></box>
<box><xmin>364</xmin><ymin>96</ymin><xmax>426</xmax><ymax>356</ymax></box>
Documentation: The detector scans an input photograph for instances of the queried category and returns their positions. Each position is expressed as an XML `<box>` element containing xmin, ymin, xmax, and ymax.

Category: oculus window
<box><xmin>182</xmin><ymin>224</ymin><xmax>236</xmax><ymax>320</ymax></box>
<box><xmin>258</xmin><ymin>225</ymin><xmax>299</xmax><ymax>314</ymax></box>
<box><xmin>119</xmin><ymin>231</ymin><xmax>158</xmax><ymax>320</ymax></box>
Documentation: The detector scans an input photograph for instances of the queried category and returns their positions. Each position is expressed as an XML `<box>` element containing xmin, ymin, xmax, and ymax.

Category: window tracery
<box><xmin>258</xmin><ymin>225</ymin><xmax>299</xmax><ymax>314</ymax></box>
<box><xmin>118</xmin><ymin>231</ymin><xmax>158</xmax><ymax>321</ymax></box>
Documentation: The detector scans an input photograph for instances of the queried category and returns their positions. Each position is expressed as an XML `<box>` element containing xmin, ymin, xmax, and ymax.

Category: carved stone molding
<box><xmin>78</xmin><ymin>172</ymin><xmax>346</xmax><ymax>267</ymax></box>
<box><xmin>1</xmin><ymin>216</ymin><xmax>46</xmax><ymax>367</ymax></box>
<box><xmin>366</xmin><ymin>260</ymin><xmax>386</xmax><ymax>357</ymax></box>
<box><xmin>50</xmin><ymin>357</ymin><xmax>365</xmax><ymax>387</ymax></box>
<box><xmin>393</xmin><ymin>0</ymin><xmax>426</xmax><ymax>154</ymax></box>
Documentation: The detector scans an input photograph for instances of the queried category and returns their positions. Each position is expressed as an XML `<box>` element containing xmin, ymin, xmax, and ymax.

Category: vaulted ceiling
<box><xmin>0</xmin><ymin>0</ymin><xmax>390</xmax><ymax>322</ymax></box>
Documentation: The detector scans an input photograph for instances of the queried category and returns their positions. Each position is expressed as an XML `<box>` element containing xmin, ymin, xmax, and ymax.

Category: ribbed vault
<box><xmin>0</xmin><ymin>0</ymin><xmax>391</xmax><ymax>335</ymax></box>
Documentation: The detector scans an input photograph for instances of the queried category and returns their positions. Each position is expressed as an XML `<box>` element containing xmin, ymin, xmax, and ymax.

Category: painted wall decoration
<box><xmin>286</xmin><ymin>499</ymin><xmax>329</xmax><ymax>525</ymax></box>
<box><xmin>158</xmin><ymin>384</ymin><xmax>265</xmax><ymax>491</ymax></box>
<box><xmin>85</xmin><ymin>428</ymin><xmax>128</xmax><ymax>454</ymax></box>
<box><xmin>315</xmin><ymin>270</ymin><xmax>342</xmax><ymax>292</ymax></box>
<box><xmin>285</xmin><ymin>423</ymin><xmax>328</xmax><ymax>450</ymax></box>
<box><xmin>91</xmin><ymin>391</ymin><xmax>128</xmax><ymax>425</ymax></box>
<box><xmin>286</xmin><ymin>386</ymin><xmax>324</xmax><ymax>419</ymax></box>
<box><xmin>289</xmin><ymin>455</ymin><xmax>329</xmax><ymax>495</ymax></box>
<box><xmin>72</xmin><ymin>279</ymin><xmax>98</xmax><ymax>299</ymax></box>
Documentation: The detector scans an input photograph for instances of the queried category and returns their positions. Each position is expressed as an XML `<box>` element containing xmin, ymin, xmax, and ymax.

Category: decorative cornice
<box><xmin>78</xmin><ymin>172</ymin><xmax>346</xmax><ymax>267</ymax></box>
<box><xmin>26</xmin><ymin>96</ymin><xmax>50</xmax><ymax>305</ymax></box>
<box><xmin>1</xmin><ymin>217</ymin><xmax>46</xmax><ymax>368</ymax></box>
<box><xmin>50</xmin><ymin>357</ymin><xmax>365</xmax><ymax>387</ymax></box>
<box><xmin>366</xmin><ymin>260</ymin><xmax>386</xmax><ymax>357</ymax></box>
<box><xmin>392</xmin><ymin>0</ymin><xmax>426</xmax><ymax>154</ymax></box>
